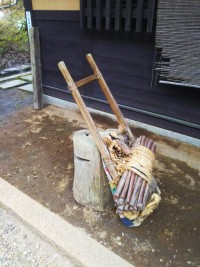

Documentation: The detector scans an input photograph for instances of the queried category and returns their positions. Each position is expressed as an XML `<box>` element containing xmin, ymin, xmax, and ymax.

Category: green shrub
<box><xmin>0</xmin><ymin>20</ymin><xmax>28</xmax><ymax>55</ymax></box>
<box><xmin>0</xmin><ymin>0</ymin><xmax>29</xmax><ymax>68</ymax></box>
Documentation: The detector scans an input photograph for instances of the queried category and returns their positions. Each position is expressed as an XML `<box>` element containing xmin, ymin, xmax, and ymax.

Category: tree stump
<box><xmin>73</xmin><ymin>129</ymin><xmax>113</xmax><ymax>211</ymax></box>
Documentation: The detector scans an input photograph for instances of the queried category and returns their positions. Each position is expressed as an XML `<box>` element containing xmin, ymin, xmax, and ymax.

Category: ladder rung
<box><xmin>76</xmin><ymin>74</ymin><xmax>98</xmax><ymax>88</ymax></box>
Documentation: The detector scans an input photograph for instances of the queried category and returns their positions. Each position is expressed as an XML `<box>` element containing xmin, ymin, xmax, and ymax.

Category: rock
<box><xmin>23</xmin><ymin>234</ymin><xmax>27</xmax><ymax>239</ymax></box>
<box><xmin>0</xmin><ymin>64</ymin><xmax>31</xmax><ymax>78</ymax></box>
<box><xmin>19</xmin><ymin>65</ymin><xmax>31</xmax><ymax>72</ymax></box>
<box><xmin>0</xmin><ymin>68</ymin><xmax>20</xmax><ymax>77</ymax></box>
<box><xmin>36</xmin><ymin>243</ymin><xmax>40</xmax><ymax>250</ymax></box>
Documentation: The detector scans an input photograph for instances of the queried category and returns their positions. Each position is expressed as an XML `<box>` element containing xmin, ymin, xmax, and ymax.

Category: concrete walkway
<box><xmin>0</xmin><ymin>71</ymin><xmax>32</xmax><ymax>90</ymax></box>
<box><xmin>0</xmin><ymin>178</ymin><xmax>133</xmax><ymax>267</ymax></box>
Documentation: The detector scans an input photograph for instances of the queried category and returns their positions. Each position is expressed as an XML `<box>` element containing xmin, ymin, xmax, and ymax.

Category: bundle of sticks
<box><xmin>104</xmin><ymin>134</ymin><xmax>159</xmax><ymax>215</ymax></box>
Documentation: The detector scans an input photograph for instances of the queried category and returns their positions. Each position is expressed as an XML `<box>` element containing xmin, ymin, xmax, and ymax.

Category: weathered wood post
<box><xmin>29</xmin><ymin>27</ymin><xmax>43</xmax><ymax>110</ymax></box>
<box><xmin>73</xmin><ymin>129</ymin><xmax>113</xmax><ymax>211</ymax></box>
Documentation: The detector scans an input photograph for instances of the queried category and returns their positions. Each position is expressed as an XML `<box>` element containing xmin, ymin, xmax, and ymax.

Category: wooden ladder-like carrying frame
<box><xmin>58</xmin><ymin>54</ymin><xmax>134</xmax><ymax>180</ymax></box>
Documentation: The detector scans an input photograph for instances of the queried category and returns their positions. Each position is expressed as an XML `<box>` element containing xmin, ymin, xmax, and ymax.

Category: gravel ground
<box><xmin>0</xmin><ymin>206</ymin><xmax>76</xmax><ymax>267</ymax></box>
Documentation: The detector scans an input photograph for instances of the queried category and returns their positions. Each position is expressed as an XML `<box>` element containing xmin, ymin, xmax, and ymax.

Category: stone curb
<box><xmin>0</xmin><ymin>178</ymin><xmax>134</xmax><ymax>267</ymax></box>
<box><xmin>18</xmin><ymin>83</ymin><xmax>33</xmax><ymax>92</ymax></box>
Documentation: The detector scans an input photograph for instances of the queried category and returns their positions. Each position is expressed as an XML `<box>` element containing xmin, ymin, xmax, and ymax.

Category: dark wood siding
<box><xmin>80</xmin><ymin>0</ymin><xmax>157</xmax><ymax>32</ymax></box>
<box><xmin>31</xmin><ymin>10</ymin><xmax>200</xmax><ymax>139</ymax></box>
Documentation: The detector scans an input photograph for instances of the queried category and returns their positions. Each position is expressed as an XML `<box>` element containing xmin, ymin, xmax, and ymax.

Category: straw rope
<box><xmin>126</xmin><ymin>145</ymin><xmax>155</xmax><ymax>184</ymax></box>
<box><xmin>103</xmin><ymin>136</ymin><xmax>155</xmax><ymax>184</ymax></box>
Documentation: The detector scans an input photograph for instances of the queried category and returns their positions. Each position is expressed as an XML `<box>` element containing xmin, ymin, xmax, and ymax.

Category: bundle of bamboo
<box><xmin>102</xmin><ymin>132</ymin><xmax>161</xmax><ymax>227</ymax></box>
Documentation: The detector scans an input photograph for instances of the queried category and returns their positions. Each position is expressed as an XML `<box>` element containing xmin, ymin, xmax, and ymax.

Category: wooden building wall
<box><xmin>32</xmin><ymin>0</ymin><xmax>80</xmax><ymax>11</ymax></box>
<box><xmin>24</xmin><ymin>0</ymin><xmax>200</xmax><ymax>139</ymax></box>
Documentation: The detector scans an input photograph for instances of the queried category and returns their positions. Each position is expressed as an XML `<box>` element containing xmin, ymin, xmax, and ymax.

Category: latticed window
<box><xmin>80</xmin><ymin>0</ymin><xmax>157</xmax><ymax>32</ymax></box>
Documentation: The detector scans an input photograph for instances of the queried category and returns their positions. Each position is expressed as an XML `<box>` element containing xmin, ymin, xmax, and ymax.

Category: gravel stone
<box><xmin>0</xmin><ymin>207</ymin><xmax>76</xmax><ymax>267</ymax></box>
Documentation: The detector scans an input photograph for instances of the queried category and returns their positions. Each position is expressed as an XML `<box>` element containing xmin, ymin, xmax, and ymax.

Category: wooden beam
<box><xmin>105</xmin><ymin>0</ymin><xmax>111</xmax><ymax>30</ymax></box>
<box><xmin>29</xmin><ymin>27</ymin><xmax>43</xmax><ymax>110</ymax></box>
<box><xmin>80</xmin><ymin>0</ymin><xmax>85</xmax><ymax>28</ymax></box>
<box><xmin>87</xmin><ymin>0</ymin><xmax>92</xmax><ymax>29</ymax></box>
<box><xmin>136</xmin><ymin>0</ymin><xmax>144</xmax><ymax>32</ymax></box>
<box><xmin>58</xmin><ymin>62</ymin><xmax>111</xmax><ymax>157</ymax></box>
<box><xmin>76</xmin><ymin>74</ymin><xmax>97</xmax><ymax>88</ymax></box>
<box><xmin>125</xmin><ymin>0</ymin><xmax>132</xmax><ymax>31</ymax></box>
<box><xmin>23</xmin><ymin>0</ymin><xmax>32</xmax><ymax>11</ymax></box>
<box><xmin>115</xmin><ymin>0</ymin><xmax>121</xmax><ymax>31</ymax></box>
<box><xmin>96</xmin><ymin>0</ymin><xmax>102</xmax><ymax>30</ymax></box>
<box><xmin>147</xmin><ymin>0</ymin><xmax>156</xmax><ymax>32</ymax></box>
<box><xmin>58</xmin><ymin>61</ymin><xmax>118</xmax><ymax>179</ymax></box>
<box><xmin>32</xmin><ymin>0</ymin><xmax>80</xmax><ymax>11</ymax></box>
<box><xmin>86</xmin><ymin>54</ymin><xmax>134</xmax><ymax>141</ymax></box>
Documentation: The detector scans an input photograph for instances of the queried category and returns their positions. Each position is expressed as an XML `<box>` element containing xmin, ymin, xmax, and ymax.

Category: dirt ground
<box><xmin>0</xmin><ymin>88</ymin><xmax>200</xmax><ymax>267</ymax></box>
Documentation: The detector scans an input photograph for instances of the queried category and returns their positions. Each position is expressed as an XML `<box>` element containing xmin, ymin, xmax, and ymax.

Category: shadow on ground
<box><xmin>0</xmin><ymin>88</ymin><xmax>200</xmax><ymax>267</ymax></box>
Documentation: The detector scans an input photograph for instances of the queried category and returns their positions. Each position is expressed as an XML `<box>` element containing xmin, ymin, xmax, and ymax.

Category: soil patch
<box><xmin>1</xmin><ymin>89</ymin><xmax>200</xmax><ymax>267</ymax></box>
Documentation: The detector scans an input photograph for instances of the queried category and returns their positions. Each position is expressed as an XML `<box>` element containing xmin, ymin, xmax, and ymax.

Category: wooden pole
<box><xmin>86</xmin><ymin>53</ymin><xmax>134</xmax><ymax>141</ymax></box>
<box><xmin>58</xmin><ymin>61</ymin><xmax>118</xmax><ymax>179</ymax></box>
<box><xmin>76</xmin><ymin>74</ymin><xmax>97</xmax><ymax>88</ymax></box>
<box><xmin>29</xmin><ymin>27</ymin><xmax>43</xmax><ymax>110</ymax></box>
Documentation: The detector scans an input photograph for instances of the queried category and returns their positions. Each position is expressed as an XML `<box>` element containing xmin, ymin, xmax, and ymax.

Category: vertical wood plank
<box><xmin>23</xmin><ymin>0</ymin><xmax>33</xmax><ymax>28</ymax></box>
<box><xmin>115</xmin><ymin>0</ymin><xmax>121</xmax><ymax>31</ymax></box>
<box><xmin>80</xmin><ymin>0</ymin><xmax>85</xmax><ymax>28</ymax></box>
<box><xmin>147</xmin><ymin>0</ymin><xmax>156</xmax><ymax>32</ymax></box>
<box><xmin>23</xmin><ymin>0</ymin><xmax>32</xmax><ymax>12</ymax></box>
<box><xmin>136</xmin><ymin>0</ymin><xmax>144</xmax><ymax>32</ymax></box>
<box><xmin>87</xmin><ymin>0</ymin><xmax>92</xmax><ymax>29</ymax></box>
<box><xmin>29</xmin><ymin>27</ymin><xmax>43</xmax><ymax>110</ymax></box>
<box><xmin>105</xmin><ymin>0</ymin><xmax>111</xmax><ymax>30</ymax></box>
<box><xmin>125</xmin><ymin>0</ymin><xmax>132</xmax><ymax>31</ymax></box>
<box><xmin>96</xmin><ymin>0</ymin><xmax>102</xmax><ymax>30</ymax></box>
